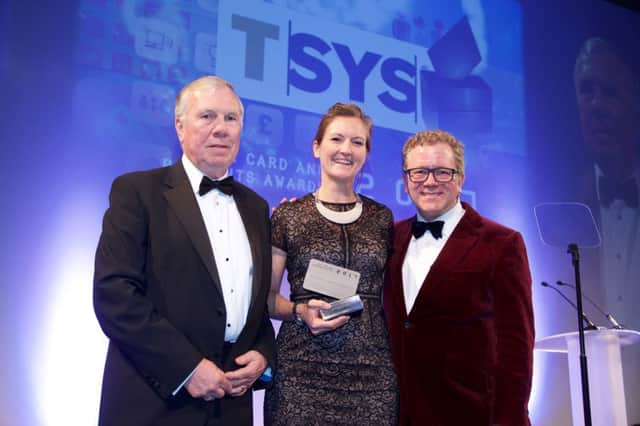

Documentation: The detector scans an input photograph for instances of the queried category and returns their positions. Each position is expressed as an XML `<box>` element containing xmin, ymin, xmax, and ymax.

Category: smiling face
<box><xmin>313</xmin><ymin>116</ymin><xmax>368</xmax><ymax>185</ymax></box>
<box><xmin>403</xmin><ymin>142</ymin><xmax>464</xmax><ymax>221</ymax></box>
<box><xmin>175</xmin><ymin>85</ymin><xmax>242</xmax><ymax>178</ymax></box>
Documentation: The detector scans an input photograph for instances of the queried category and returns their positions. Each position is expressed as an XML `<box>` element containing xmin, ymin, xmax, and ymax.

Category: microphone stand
<box><xmin>568</xmin><ymin>243</ymin><xmax>592</xmax><ymax>426</ymax></box>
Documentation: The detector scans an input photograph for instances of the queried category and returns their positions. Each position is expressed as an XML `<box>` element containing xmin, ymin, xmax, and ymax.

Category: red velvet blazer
<box><xmin>383</xmin><ymin>202</ymin><xmax>534</xmax><ymax>426</ymax></box>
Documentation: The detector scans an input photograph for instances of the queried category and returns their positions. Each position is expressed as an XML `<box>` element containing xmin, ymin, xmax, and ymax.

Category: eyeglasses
<box><xmin>404</xmin><ymin>167</ymin><xmax>458</xmax><ymax>183</ymax></box>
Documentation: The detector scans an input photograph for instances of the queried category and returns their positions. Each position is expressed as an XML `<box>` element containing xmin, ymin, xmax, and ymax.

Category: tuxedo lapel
<box><xmin>163</xmin><ymin>163</ymin><xmax>224</xmax><ymax>298</ymax></box>
<box><xmin>427</xmin><ymin>208</ymin><xmax>480</xmax><ymax>281</ymax></box>
<box><xmin>392</xmin><ymin>218</ymin><xmax>415</xmax><ymax>319</ymax></box>
<box><xmin>408</xmin><ymin>204</ymin><xmax>481</xmax><ymax>316</ymax></box>
<box><xmin>577</xmin><ymin>167</ymin><xmax>602</xmax><ymax>231</ymax></box>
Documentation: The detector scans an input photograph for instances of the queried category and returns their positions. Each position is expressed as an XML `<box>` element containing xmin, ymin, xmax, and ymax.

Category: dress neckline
<box><xmin>312</xmin><ymin>192</ymin><xmax>363</xmax><ymax>224</ymax></box>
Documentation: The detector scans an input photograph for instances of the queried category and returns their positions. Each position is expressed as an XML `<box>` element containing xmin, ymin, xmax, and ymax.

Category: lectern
<box><xmin>535</xmin><ymin>329</ymin><xmax>640</xmax><ymax>426</ymax></box>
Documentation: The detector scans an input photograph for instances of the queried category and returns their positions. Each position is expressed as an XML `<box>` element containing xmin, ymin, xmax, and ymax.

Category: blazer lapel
<box><xmin>428</xmin><ymin>207</ymin><xmax>480</xmax><ymax>279</ymax></box>
<box><xmin>163</xmin><ymin>162</ymin><xmax>224</xmax><ymax>298</ymax></box>
<box><xmin>393</xmin><ymin>218</ymin><xmax>415</xmax><ymax>320</ymax></box>
<box><xmin>409</xmin><ymin>204</ymin><xmax>481</xmax><ymax>316</ymax></box>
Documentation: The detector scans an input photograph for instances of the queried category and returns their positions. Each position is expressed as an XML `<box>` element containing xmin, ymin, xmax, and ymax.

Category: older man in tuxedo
<box><xmin>93</xmin><ymin>76</ymin><xmax>275</xmax><ymax>425</ymax></box>
<box><xmin>384</xmin><ymin>130</ymin><xmax>534</xmax><ymax>425</ymax></box>
<box><xmin>574</xmin><ymin>37</ymin><xmax>640</xmax><ymax>330</ymax></box>
<box><xmin>573</xmin><ymin>37</ymin><xmax>640</xmax><ymax>424</ymax></box>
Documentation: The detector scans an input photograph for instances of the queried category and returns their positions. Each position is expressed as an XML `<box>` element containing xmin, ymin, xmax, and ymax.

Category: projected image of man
<box><xmin>574</xmin><ymin>37</ymin><xmax>640</xmax><ymax>425</ymax></box>
<box><xmin>574</xmin><ymin>37</ymin><xmax>640</xmax><ymax>330</ymax></box>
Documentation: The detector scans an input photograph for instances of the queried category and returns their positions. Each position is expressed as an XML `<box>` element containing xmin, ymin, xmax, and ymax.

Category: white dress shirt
<box><xmin>182</xmin><ymin>154</ymin><xmax>253</xmax><ymax>342</ymax></box>
<box><xmin>402</xmin><ymin>201</ymin><xmax>465</xmax><ymax>314</ymax></box>
<box><xmin>593</xmin><ymin>164</ymin><xmax>640</xmax><ymax>423</ymax></box>
<box><xmin>594</xmin><ymin>164</ymin><xmax>640</xmax><ymax>330</ymax></box>
<box><xmin>173</xmin><ymin>156</ymin><xmax>254</xmax><ymax>394</ymax></box>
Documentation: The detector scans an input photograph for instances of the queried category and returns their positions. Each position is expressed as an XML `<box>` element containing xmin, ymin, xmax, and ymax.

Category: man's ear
<box><xmin>455</xmin><ymin>174</ymin><xmax>465</xmax><ymax>199</ymax></box>
<box><xmin>175</xmin><ymin>118</ymin><xmax>184</xmax><ymax>143</ymax></box>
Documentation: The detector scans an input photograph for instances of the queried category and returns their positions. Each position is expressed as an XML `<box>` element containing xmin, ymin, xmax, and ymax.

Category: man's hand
<box><xmin>224</xmin><ymin>350</ymin><xmax>268</xmax><ymax>396</ymax></box>
<box><xmin>185</xmin><ymin>358</ymin><xmax>232</xmax><ymax>401</ymax></box>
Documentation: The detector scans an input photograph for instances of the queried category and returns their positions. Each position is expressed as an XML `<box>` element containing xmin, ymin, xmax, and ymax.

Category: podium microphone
<box><xmin>556</xmin><ymin>280</ymin><xmax>624</xmax><ymax>329</ymax></box>
<box><xmin>540</xmin><ymin>281</ymin><xmax>598</xmax><ymax>329</ymax></box>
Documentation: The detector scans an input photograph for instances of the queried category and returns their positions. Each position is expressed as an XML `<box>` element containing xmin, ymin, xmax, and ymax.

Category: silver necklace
<box><xmin>313</xmin><ymin>192</ymin><xmax>363</xmax><ymax>224</ymax></box>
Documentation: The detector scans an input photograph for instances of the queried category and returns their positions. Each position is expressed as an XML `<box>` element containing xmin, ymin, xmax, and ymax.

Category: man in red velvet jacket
<box><xmin>383</xmin><ymin>130</ymin><xmax>534</xmax><ymax>425</ymax></box>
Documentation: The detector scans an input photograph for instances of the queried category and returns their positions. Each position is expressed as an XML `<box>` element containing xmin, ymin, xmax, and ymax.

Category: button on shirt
<box><xmin>402</xmin><ymin>201</ymin><xmax>465</xmax><ymax>314</ymax></box>
<box><xmin>182</xmin><ymin>155</ymin><xmax>253</xmax><ymax>342</ymax></box>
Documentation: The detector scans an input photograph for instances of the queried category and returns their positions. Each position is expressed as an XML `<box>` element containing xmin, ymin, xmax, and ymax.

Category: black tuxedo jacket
<box><xmin>93</xmin><ymin>161</ymin><xmax>275</xmax><ymax>426</ymax></box>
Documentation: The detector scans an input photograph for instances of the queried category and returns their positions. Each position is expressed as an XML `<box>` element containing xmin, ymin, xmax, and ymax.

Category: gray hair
<box><xmin>174</xmin><ymin>76</ymin><xmax>244</xmax><ymax>125</ymax></box>
<box><xmin>574</xmin><ymin>37</ymin><xmax>638</xmax><ymax>101</ymax></box>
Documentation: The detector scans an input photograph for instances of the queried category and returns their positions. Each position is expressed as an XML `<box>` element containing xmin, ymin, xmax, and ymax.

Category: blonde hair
<box><xmin>402</xmin><ymin>130</ymin><xmax>465</xmax><ymax>177</ymax></box>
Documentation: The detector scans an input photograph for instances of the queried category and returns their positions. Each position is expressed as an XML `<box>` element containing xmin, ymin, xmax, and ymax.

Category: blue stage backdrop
<box><xmin>0</xmin><ymin>1</ymin><xmax>638</xmax><ymax>425</ymax></box>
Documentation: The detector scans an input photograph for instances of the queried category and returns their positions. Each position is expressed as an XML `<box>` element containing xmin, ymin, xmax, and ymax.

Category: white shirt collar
<box><xmin>416</xmin><ymin>200</ymin><xmax>465</xmax><ymax>237</ymax></box>
<box><xmin>181</xmin><ymin>154</ymin><xmax>230</xmax><ymax>196</ymax></box>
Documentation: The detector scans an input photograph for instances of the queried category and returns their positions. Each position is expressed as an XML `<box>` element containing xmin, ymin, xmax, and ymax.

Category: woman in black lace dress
<box><xmin>264</xmin><ymin>103</ymin><xmax>398</xmax><ymax>425</ymax></box>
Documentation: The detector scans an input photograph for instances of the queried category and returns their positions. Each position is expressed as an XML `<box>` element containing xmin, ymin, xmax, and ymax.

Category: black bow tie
<box><xmin>598</xmin><ymin>175</ymin><xmax>638</xmax><ymax>208</ymax></box>
<box><xmin>411</xmin><ymin>220</ymin><xmax>444</xmax><ymax>239</ymax></box>
<box><xmin>198</xmin><ymin>176</ymin><xmax>234</xmax><ymax>196</ymax></box>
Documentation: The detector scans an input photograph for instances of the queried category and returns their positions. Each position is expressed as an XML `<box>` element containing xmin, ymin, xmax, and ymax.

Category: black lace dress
<box><xmin>264</xmin><ymin>194</ymin><xmax>398</xmax><ymax>426</ymax></box>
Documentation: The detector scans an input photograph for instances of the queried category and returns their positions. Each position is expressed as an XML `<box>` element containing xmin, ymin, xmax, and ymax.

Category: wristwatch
<box><xmin>292</xmin><ymin>301</ymin><xmax>305</xmax><ymax>326</ymax></box>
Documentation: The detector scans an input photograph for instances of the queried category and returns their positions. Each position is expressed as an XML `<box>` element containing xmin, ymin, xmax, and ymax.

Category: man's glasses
<box><xmin>404</xmin><ymin>167</ymin><xmax>458</xmax><ymax>183</ymax></box>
